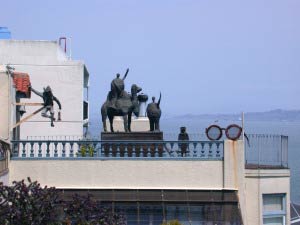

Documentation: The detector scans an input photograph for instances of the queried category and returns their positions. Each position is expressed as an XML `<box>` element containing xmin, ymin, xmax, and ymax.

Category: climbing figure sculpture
<box><xmin>32</xmin><ymin>86</ymin><xmax>62</xmax><ymax>127</ymax></box>
<box><xmin>146</xmin><ymin>93</ymin><xmax>161</xmax><ymax>131</ymax></box>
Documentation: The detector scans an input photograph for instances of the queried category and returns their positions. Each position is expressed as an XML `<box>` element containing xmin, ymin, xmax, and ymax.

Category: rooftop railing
<box><xmin>11</xmin><ymin>140</ymin><xmax>224</xmax><ymax>160</ymax></box>
<box><xmin>245</xmin><ymin>134</ymin><xmax>288</xmax><ymax>169</ymax></box>
<box><xmin>11</xmin><ymin>134</ymin><xmax>289</xmax><ymax>168</ymax></box>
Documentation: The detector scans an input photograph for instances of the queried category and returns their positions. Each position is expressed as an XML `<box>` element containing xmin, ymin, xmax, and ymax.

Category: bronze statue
<box><xmin>178</xmin><ymin>126</ymin><xmax>189</xmax><ymax>156</ymax></box>
<box><xmin>101</xmin><ymin>69</ymin><xmax>142</xmax><ymax>132</ymax></box>
<box><xmin>31</xmin><ymin>86</ymin><xmax>62</xmax><ymax>127</ymax></box>
<box><xmin>146</xmin><ymin>93</ymin><xmax>161</xmax><ymax>131</ymax></box>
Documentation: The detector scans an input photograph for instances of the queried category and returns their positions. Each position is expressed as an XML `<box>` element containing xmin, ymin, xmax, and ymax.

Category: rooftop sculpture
<box><xmin>146</xmin><ymin>93</ymin><xmax>161</xmax><ymax>131</ymax></box>
<box><xmin>101</xmin><ymin>69</ymin><xmax>142</xmax><ymax>132</ymax></box>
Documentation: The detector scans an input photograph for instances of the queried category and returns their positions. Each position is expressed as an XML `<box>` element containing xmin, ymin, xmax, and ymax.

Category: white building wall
<box><xmin>0</xmin><ymin>40</ymin><xmax>68</xmax><ymax>64</ymax></box>
<box><xmin>0</xmin><ymin>40</ymin><xmax>89</xmax><ymax>139</ymax></box>
<box><xmin>9</xmin><ymin>160</ymin><xmax>223</xmax><ymax>189</ymax></box>
<box><xmin>0</xmin><ymin>69</ymin><xmax>10</xmax><ymax>140</ymax></box>
<box><xmin>245</xmin><ymin>169</ymin><xmax>290</xmax><ymax>225</ymax></box>
<box><xmin>14</xmin><ymin>63</ymin><xmax>85</xmax><ymax>139</ymax></box>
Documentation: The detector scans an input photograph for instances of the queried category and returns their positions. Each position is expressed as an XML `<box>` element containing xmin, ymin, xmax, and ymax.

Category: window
<box><xmin>83</xmin><ymin>101</ymin><xmax>89</xmax><ymax>120</ymax></box>
<box><xmin>263</xmin><ymin>194</ymin><xmax>286</xmax><ymax>225</ymax></box>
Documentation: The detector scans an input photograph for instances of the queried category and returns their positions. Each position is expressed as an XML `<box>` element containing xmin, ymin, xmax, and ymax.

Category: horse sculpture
<box><xmin>101</xmin><ymin>84</ymin><xmax>142</xmax><ymax>132</ymax></box>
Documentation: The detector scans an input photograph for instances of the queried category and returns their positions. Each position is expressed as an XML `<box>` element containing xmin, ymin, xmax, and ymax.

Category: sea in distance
<box><xmin>89</xmin><ymin>117</ymin><xmax>300</xmax><ymax>204</ymax></box>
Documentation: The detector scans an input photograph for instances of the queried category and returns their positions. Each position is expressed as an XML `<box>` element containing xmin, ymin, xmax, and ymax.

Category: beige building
<box><xmin>0</xmin><ymin>39</ymin><xmax>291</xmax><ymax>225</ymax></box>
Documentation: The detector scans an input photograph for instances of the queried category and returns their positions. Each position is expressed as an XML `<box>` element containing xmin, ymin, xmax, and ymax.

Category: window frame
<box><xmin>262</xmin><ymin>193</ymin><xmax>286</xmax><ymax>225</ymax></box>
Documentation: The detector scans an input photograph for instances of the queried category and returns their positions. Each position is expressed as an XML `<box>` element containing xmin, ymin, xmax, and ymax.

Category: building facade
<box><xmin>0</xmin><ymin>39</ymin><xmax>89</xmax><ymax>140</ymax></box>
<box><xmin>0</xmin><ymin>37</ymin><xmax>291</xmax><ymax>225</ymax></box>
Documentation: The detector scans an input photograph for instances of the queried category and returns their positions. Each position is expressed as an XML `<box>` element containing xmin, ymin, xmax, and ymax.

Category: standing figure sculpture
<box><xmin>101</xmin><ymin>69</ymin><xmax>143</xmax><ymax>132</ymax></box>
<box><xmin>178</xmin><ymin>126</ymin><xmax>189</xmax><ymax>156</ymax></box>
<box><xmin>146</xmin><ymin>93</ymin><xmax>161</xmax><ymax>131</ymax></box>
<box><xmin>31</xmin><ymin>86</ymin><xmax>62</xmax><ymax>127</ymax></box>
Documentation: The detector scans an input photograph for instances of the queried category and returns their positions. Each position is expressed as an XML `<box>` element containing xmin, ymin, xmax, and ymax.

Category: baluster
<box><xmin>132</xmin><ymin>145</ymin><xmax>136</xmax><ymax>157</ymax></box>
<box><xmin>62</xmin><ymin>142</ymin><xmax>66</xmax><ymax>157</ymax></box>
<box><xmin>146</xmin><ymin>144</ymin><xmax>151</xmax><ymax>158</ymax></box>
<box><xmin>139</xmin><ymin>145</ymin><xmax>144</xmax><ymax>157</ymax></box>
<box><xmin>163</xmin><ymin>143</ymin><xmax>168</xmax><ymax>157</ymax></box>
<box><xmin>38</xmin><ymin>142</ymin><xmax>42</xmax><ymax>157</ymax></box>
<box><xmin>13</xmin><ymin>142</ymin><xmax>19</xmax><ymax>157</ymax></box>
<box><xmin>46</xmin><ymin>141</ymin><xmax>50</xmax><ymax>157</ymax></box>
<box><xmin>124</xmin><ymin>144</ymin><xmax>128</xmax><ymax>158</ymax></box>
<box><xmin>22</xmin><ymin>142</ymin><xmax>26</xmax><ymax>157</ymax></box>
<box><xmin>109</xmin><ymin>144</ymin><xmax>113</xmax><ymax>157</ymax></box>
<box><xmin>92</xmin><ymin>142</ymin><xmax>97</xmax><ymax>157</ymax></box>
<box><xmin>185</xmin><ymin>142</ymin><xmax>190</xmax><ymax>157</ymax></box>
<box><xmin>54</xmin><ymin>142</ymin><xmax>58</xmax><ymax>157</ymax></box>
<box><xmin>170</xmin><ymin>142</ymin><xmax>175</xmax><ymax>157</ymax></box>
<box><xmin>154</xmin><ymin>144</ymin><xmax>159</xmax><ymax>157</ymax></box>
<box><xmin>70</xmin><ymin>142</ymin><xmax>74</xmax><ymax>157</ymax></box>
<box><xmin>116</xmin><ymin>144</ymin><xmax>120</xmax><ymax>157</ymax></box>
<box><xmin>200</xmin><ymin>143</ymin><xmax>205</xmax><ymax>157</ymax></box>
<box><xmin>30</xmin><ymin>142</ymin><xmax>34</xmax><ymax>157</ymax></box>
<box><xmin>208</xmin><ymin>143</ymin><xmax>213</xmax><ymax>158</ymax></box>
<box><xmin>193</xmin><ymin>142</ymin><xmax>198</xmax><ymax>157</ymax></box>
<box><xmin>216</xmin><ymin>143</ymin><xmax>221</xmax><ymax>158</ymax></box>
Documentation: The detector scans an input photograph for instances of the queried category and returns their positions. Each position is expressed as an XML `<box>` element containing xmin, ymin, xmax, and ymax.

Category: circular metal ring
<box><xmin>225</xmin><ymin>124</ymin><xmax>242</xmax><ymax>141</ymax></box>
<box><xmin>205</xmin><ymin>125</ymin><xmax>223</xmax><ymax>141</ymax></box>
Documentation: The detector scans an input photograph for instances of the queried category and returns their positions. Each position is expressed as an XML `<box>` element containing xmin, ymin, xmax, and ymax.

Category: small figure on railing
<box><xmin>32</xmin><ymin>86</ymin><xmax>62</xmax><ymax>127</ymax></box>
<box><xmin>146</xmin><ymin>93</ymin><xmax>161</xmax><ymax>131</ymax></box>
<box><xmin>178</xmin><ymin>126</ymin><xmax>189</xmax><ymax>156</ymax></box>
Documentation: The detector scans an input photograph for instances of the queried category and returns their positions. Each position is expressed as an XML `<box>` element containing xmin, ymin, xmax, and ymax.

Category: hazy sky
<box><xmin>1</xmin><ymin>0</ymin><xmax>300</xmax><ymax>116</ymax></box>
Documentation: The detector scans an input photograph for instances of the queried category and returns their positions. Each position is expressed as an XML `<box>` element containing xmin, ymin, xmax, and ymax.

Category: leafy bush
<box><xmin>0</xmin><ymin>178</ymin><xmax>126</xmax><ymax>225</ymax></box>
<box><xmin>78</xmin><ymin>145</ymin><xmax>95</xmax><ymax>157</ymax></box>
<box><xmin>0</xmin><ymin>177</ymin><xmax>61</xmax><ymax>225</ymax></box>
<box><xmin>64</xmin><ymin>193</ymin><xmax>126</xmax><ymax>225</ymax></box>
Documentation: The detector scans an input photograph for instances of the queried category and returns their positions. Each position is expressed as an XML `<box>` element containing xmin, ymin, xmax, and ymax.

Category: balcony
<box><xmin>10</xmin><ymin>134</ymin><xmax>288</xmax><ymax>169</ymax></box>
<box><xmin>8</xmin><ymin>134</ymin><xmax>288</xmax><ymax>190</ymax></box>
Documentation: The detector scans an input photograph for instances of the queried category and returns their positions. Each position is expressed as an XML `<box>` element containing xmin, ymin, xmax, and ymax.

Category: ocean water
<box><xmin>89</xmin><ymin>118</ymin><xmax>300</xmax><ymax>203</ymax></box>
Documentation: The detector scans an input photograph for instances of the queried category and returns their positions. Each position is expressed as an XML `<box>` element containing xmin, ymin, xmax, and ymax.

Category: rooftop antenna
<box><xmin>242</xmin><ymin>112</ymin><xmax>245</xmax><ymax>142</ymax></box>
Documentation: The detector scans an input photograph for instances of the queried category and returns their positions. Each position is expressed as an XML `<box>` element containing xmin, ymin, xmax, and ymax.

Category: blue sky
<box><xmin>1</xmin><ymin>0</ymin><xmax>300</xmax><ymax>116</ymax></box>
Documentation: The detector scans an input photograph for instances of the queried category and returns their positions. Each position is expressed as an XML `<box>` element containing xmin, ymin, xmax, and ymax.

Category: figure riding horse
<box><xmin>101</xmin><ymin>69</ymin><xmax>142</xmax><ymax>132</ymax></box>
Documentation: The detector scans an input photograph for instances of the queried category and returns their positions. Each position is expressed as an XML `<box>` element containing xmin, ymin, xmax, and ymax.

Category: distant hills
<box><xmin>171</xmin><ymin>109</ymin><xmax>300</xmax><ymax>121</ymax></box>
<box><xmin>89</xmin><ymin>109</ymin><xmax>300</xmax><ymax>123</ymax></box>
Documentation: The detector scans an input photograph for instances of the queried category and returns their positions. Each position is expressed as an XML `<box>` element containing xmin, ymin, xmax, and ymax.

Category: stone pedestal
<box><xmin>105</xmin><ymin>117</ymin><xmax>150</xmax><ymax>132</ymax></box>
<box><xmin>101</xmin><ymin>131</ymin><xmax>163</xmax><ymax>141</ymax></box>
<box><xmin>101</xmin><ymin>131</ymin><xmax>163</xmax><ymax>157</ymax></box>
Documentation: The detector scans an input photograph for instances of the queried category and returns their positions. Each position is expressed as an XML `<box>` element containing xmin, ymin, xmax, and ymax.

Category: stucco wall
<box><xmin>0</xmin><ymin>70</ymin><xmax>9</xmax><ymax>140</ymax></box>
<box><xmin>0</xmin><ymin>40</ymin><xmax>87</xmax><ymax>139</ymax></box>
<box><xmin>9</xmin><ymin>160</ymin><xmax>223</xmax><ymax>189</ymax></box>
<box><xmin>245</xmin><ymin>169</ymin><xmax>290</xmax><ymax>225</ymax></box>
<box><xmin>0</xmin><ymin>40</ymin><xmax>68</xmax><ymax>64</ymax></box>
<box><xmin>14</xmin><ymin>64</ymin><xmax>85</xmax><ymax>139</ymax></box>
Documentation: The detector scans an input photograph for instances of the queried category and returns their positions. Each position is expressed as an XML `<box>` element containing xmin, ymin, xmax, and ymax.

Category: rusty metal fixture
<box><xmin>225</xmin><ymin>124</ymin><xmax>242</xmax><ymax>141</ymax></box>
<box><xmin>206</xmin><ymin>125</ymin><xmax>223</xmax><ymax>141</ymax></box>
